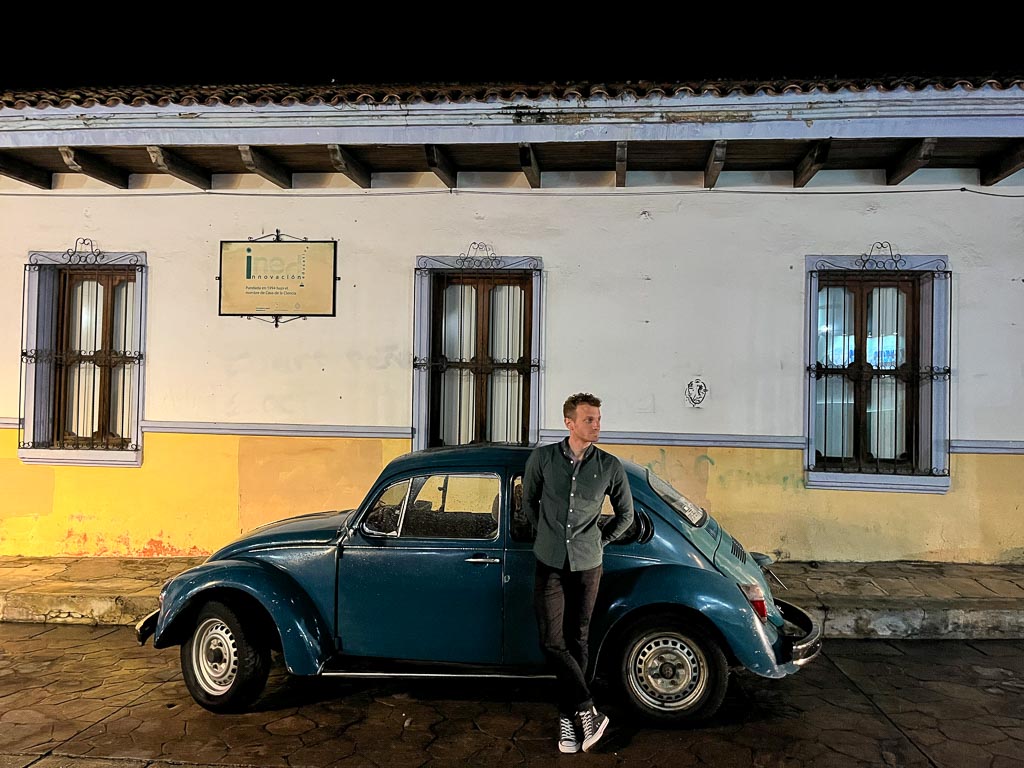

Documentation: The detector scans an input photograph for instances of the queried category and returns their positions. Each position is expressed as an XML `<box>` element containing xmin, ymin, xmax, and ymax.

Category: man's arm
<box><xmin>522</xmin><ymin>448</ymin><xmax>544</xmax><ymax>530</ymax></box>
<box><xmin>601</xmin><ymin>459</ymin><xmax>634</xmax><ymax>545</ymax></box>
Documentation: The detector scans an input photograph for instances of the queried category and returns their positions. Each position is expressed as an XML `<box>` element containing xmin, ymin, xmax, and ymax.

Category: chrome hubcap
<box><xmin>627</xmin><ymin>631</ymin><xmax>706</xmax><ymax>711</ymax></box>
<box><xmin>192</xmin><ymin>618</ymin><xmax>238</xmax><ymax>696</ymax></box>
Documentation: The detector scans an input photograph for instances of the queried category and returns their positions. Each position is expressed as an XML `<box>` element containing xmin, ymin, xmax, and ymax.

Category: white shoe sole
<box><xmin>582</xmin><ymin>716</ymin><xmax>609</xmax><ymax>752</ymax></box>
<box><xmin>558</xmin><ymin>741</ymin><xmax>581</xmax><ymax>754</ymax></box>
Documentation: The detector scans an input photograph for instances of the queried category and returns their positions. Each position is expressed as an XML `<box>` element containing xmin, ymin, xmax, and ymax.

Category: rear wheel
<box><xmin>180</xmin><ymin>600</ymin><xmax>270</xmax><ymax>712</ymax></box>
<box><xmin>617</xmin><ymin>617</ymin><xmax>728</xmax><ymax>725</ymax></box>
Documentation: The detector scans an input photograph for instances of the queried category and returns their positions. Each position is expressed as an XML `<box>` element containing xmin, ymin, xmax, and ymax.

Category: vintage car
<box><xmin>137</xmin><ymin>444</ymin><xmax>821</xmax><ymax>724</ymax></box>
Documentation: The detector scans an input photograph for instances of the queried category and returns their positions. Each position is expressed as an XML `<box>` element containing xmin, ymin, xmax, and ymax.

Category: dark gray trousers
<box><xmin>534</xmin><ymin>559</ymin><xmax>603</xmax><ymax>716</ymax></box>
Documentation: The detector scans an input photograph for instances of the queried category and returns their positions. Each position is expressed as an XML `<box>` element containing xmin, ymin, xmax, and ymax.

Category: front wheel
<box><xmin>180</xmin><ymin>600</ymin><xmax>270</xmax><ymax>712</ymax></box>
<box><xmin>617</xmin><ymin>619</ymin><xmax>729</xmax><ymax>725</ymax></box>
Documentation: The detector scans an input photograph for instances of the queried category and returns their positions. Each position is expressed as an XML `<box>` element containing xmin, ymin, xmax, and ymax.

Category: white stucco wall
<box><xmin>2</xmin><ymin>168</ymin><xmax>1023</xmax><ymax>441</ymax></box>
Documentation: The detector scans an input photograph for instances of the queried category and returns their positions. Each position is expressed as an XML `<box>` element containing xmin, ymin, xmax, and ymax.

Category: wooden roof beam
<box><xmin>425</xmin><ymin>144</ymin><xmax>457</xmax><ymax>188</ymax></box>
<box><xmin>58</xmin><ymin>146</ymin><xmax>129</xmax><ymax>188</ymax></box>
<box><xmin>239</xmin><ymin>145</ymin><xmax>292</xmax><ymax>189</ymax></box>
<box><xmin>704</xmin><ymin>140</ymin><xmax>727</xmax><ymax>189</ymax></box>
<box><xmin>519</xmin><ymin>143</ymin><xmax>541</xmax><ymax>188</ymax></box>
<box><xmin>146</xmin><ymin>146</ymin><xmax>211</xmax><ymax>190</ymax></box>
<box><xmin>616</xmin><ymin>141</ymin><xmax>628</xmax><ymax>187</ymax></box>
<box><xmin>0</xmin><ymin>150</ymin><xmax>52</xmax><ymax>189</ymax></box>
<box><xmin>327</xmin><ymin>144</ymin><xmax>371</xmax><ymax>188</ymax></box>
<box><xmin>794</xmin><ymin>140</ymin><xmax>831</xmax><ymax>188</ymax></box>
<box><xmin>980</xmin><ymin>141</ymin><xmax>1024</xmax><ymax>186</ymax></box>
<box><xmin>886</xmin><ymin>138</ymin><xmax>937</xmax><ymax>186</ymax></box>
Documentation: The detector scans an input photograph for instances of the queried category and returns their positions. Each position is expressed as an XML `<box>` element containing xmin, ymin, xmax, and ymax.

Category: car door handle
<box><xmin>465</xmin><ymin>555</ymin><xmax>501</xmax><ymax>564</ymax></box>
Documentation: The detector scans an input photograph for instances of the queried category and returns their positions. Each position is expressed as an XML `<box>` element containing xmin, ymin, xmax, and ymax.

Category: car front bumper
<box><xmin>136</xmin><ymin>608</ymin><xmax>159</xmax><ymax>646</ymax></box>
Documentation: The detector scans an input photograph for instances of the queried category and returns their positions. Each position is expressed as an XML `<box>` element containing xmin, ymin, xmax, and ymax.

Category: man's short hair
<box><xmin>563</xmin><ymin>392</ymin><xmax>602</xmax><ymax>420</ymax></box>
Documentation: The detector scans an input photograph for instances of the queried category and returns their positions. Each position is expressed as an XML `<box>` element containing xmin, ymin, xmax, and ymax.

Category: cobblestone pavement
<box><xmin>1</xmin><ymin>625</ymin><xmax>1022</xmax><ymax>767</ymax></box>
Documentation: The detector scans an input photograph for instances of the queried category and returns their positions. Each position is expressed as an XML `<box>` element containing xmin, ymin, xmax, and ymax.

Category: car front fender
<box><xmin>154</xmin><ymin>559</ymin><xmax>334</xmax><ymax>676</ymax></box>
<box><xmin>592</xmin><ymin>563</ymin><xmax>787</xmax><ymax>678</ymax></box>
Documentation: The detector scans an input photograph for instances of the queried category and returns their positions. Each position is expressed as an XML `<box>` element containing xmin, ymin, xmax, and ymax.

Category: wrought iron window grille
<box><xmin>413</xmin><ymin>242</ymin><xmax>541</xmax><ymax>447</ymax></box>
<box><xmin>805</xmin><ymin>243</ymin><xmax>951</xmax><ymax>478</ymax></box>
<box><xmin>20</xmin><ymin>238</ymin><xmax>146</xmax><ymax>453</ymax></box>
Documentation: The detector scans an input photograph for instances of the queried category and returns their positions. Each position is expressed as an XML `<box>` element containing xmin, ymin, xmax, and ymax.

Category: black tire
<box><xmin>180</xmin><ymin>599</ymin><xmax>270</xmax><ymax>713</ymax></box>
<box><xmin>616</xmin><ymin>616</ymin><xmax>729</xmax><ymax>725</ymax></box>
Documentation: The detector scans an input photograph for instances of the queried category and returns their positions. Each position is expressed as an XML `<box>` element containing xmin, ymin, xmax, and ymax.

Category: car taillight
<box><xmin>740</xmin><ymin>583</ymin><xmax>768</xmax><ymax>623</ymax></box>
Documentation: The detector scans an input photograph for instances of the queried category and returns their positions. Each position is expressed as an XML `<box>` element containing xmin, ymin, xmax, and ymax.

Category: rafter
<box><xmin>58</xmin><ymin>147</ymin><xmax>130</xmax><ymax>188</ymax></box>
<box><xmin>327</xmin><ymin>144</ymin><xmax>371</xmax><ymax>188</ymax></box>
<box><xmin>616</xmin><ymin>141</ymin><xmax>628</xmax><ymax>187</ymax></box>
<box><xmin>980</xmin><ymin>141</ymin><xmax>1024</xmax><ymax>186</ymax></box>
<box><xmin>147</xmin><ymin>146</ymin><xmax>211</xmax><ymax>190</ymax></box>
<box><xmin>704</xmin><ymin>140</ymin><xmax>727</xmax><ymax>189</ymax></box>
<box><xmin>239</xmin><ymin>145</ymin><xmax>292</xmax><ymax>189</ymax></box>
<box><xmin>425</xmin><ymin>144</ymin><xmax>457</xmax><ymax>188</ymax></box>
<box><xmin>886</xmin><ymin>138</ymin><xmax>937</xmax><ymax>186</ymax></box>
<box><xmin>794</xmin><ymin>140</ymin><xmax>831</xmax><ymax>188</ymax></box>
<box><xmin>0</xmin><ymin>150</ymin><xmax>52</xmax><ymax>189</ymax></box>
<box><xmin>519</xmin><ymin>143</ymin><xmax>541</xmax><ymax>188</ymax></box>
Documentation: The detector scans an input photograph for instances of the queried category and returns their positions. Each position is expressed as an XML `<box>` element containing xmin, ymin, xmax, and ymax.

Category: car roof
<box><xmin>382</xmin><ymin>442</ymin><xmax>650</xmax><ymax>479</ymax></box>
<box><xmin>384</xmin><ymin>443</ymin><xmax>536</xmax><ymax>474</ymax></box>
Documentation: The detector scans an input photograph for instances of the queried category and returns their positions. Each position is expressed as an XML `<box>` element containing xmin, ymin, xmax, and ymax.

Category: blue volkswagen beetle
<box><xmin>137</xmin><ymin>444</ymin><xmax>821</xmax><ymax>724</ymax></box>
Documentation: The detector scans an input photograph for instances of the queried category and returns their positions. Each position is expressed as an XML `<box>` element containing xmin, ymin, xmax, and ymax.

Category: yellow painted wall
<box><xmin>604</xmin><ymin>444</ymin><xmax>1024</xmax><ymax>564</ymax></box>
<box><xmin>0</xmin><ymin>429</ymin><xmax>410</xmax><ymax>557</ymax></box>
<box><xmin>2</xmin><ymin>428</ymin><xmax>1022</xmax><ymax>562</ymax></box>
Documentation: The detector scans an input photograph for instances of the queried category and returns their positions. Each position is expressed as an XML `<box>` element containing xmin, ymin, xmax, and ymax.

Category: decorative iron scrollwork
<box><xmin>416</xmin><ymin>243</ymin><xmax>540</xmax><ymax>272</ymax></box>
<box><xmin>247</xmin><ymin>229</ymin><xmax>308</xmax><ymax>243</ymax></box>
<box><xmin>856</xmin><ymin>241</ymin><xmax>906</xmax><ymax>270</ymax></box>
<box><xmin>458</xmin><ymin>241</ymin><xmax>501</xmax><ymax>268</ymax></box>
<box><xmin>28</xmin><ymin>238</ymin><xmax>143</xmax><ymax>266</ymax></box>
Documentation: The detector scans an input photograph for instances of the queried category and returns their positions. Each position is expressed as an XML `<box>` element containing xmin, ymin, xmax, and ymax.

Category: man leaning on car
<box><xmin>523</xmin><ymin>392</ymin><xmax>634</xmax><ymax>753</ymax></box>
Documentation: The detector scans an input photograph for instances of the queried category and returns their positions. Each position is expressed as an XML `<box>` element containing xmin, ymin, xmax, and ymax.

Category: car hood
<box><xmin>208</xmin><ymin>508</ymin><xmax>357</xmax><ymax>561</ymax></box>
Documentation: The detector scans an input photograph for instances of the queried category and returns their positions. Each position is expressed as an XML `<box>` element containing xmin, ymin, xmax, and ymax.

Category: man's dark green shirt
<box><xmin>523</xmin><ymin>438</ymin><xmax>635</xmax><ymax>571</ymax></box>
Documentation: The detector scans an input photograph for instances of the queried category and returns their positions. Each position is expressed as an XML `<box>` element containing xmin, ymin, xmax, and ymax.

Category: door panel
<box><xmin>337</xmin><ymin>472</ymin><xmax>504</xmax><ymax>664</ymax></box>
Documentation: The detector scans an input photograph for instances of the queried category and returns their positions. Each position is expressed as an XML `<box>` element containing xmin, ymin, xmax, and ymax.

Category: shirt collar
<box><xmin>559</xmin><ymin>437</ymin><xmax>594</xmax><ymax>463</ymax></box>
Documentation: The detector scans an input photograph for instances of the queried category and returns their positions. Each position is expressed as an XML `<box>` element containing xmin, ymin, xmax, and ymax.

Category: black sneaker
<box><xmin>558</xmin><ymin>714</ymin><xmax>580</xmax><ymax>753</ymax></box>
<box><xmin>578</xmin><ymin>707</ymin><xmax>609</xmax><ymax>752</ymax></box>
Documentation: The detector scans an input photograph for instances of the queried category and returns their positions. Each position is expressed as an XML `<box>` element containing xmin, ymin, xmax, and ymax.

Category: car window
<box><xmin>510</xmin><ymin>475</ymin><xmax>641</xmax><ymax>544</ymax></box>
<box><xmin>363</xmin><ymin>479</ymin><xmax>410</xmax><ymax>536</ymax></box>
<box><xmin>400</xmin><ymin>473</ymin><xmax>500</xmax><ymax>540</ymax></box>
<box><xmin>647</xmin><ymin>469</ymin><xmax>707</xmax><ymax>526</ymax></box>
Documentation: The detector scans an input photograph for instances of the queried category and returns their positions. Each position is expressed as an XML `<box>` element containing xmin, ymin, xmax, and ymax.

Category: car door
<box><xmin>336</xmin><ymin>470</ymin><xmax>504</xmax><ymax>664</ymax></box>
<box><xmin>502</xmin><ymin>473</ymin><xmax>546</xmax><ymax>666</ymax></box>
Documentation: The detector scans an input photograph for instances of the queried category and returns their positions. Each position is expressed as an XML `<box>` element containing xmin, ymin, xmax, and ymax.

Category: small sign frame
<box><xmin>219</xmin><ymin>235</ymin><xmax>337</xmax><ymax>322</ymax></box>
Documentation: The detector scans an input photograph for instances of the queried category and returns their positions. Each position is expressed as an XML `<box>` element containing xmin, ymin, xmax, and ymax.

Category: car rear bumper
<box><xmin>136</xmin><ymin>609</ymin><xmax>159</xmax><ymax>646</ymax></box>
<box><xmin>774</xmin><ymin>598</ymin><xmax>823</xmax><ymax>666</ymax></box>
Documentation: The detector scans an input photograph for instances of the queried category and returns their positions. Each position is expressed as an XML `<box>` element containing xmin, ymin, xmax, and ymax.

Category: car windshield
<box><xmin>646</xmin><ymin>469</ymin><xmax>707</xmax><ymax>526</ymax></box>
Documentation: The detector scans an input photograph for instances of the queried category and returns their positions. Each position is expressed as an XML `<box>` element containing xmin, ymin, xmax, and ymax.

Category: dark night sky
<box><xmin>2</xmin><ymin>34</ymin><xmax>1018</xmax><ymax>91</ymax></box>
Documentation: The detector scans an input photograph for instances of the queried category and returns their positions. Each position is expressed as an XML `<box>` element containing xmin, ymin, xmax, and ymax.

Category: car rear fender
<box><xmin>154</xmin><ymin>560</ymin><xmax>334</xmax><ymax>676</ymax></box>
<box><xmin>591</xmin><ymin>563</ymin><xmax>783</xmax><ymax>678</ymax></box>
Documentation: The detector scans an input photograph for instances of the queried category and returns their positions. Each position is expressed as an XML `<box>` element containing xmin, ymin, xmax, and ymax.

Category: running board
<box><xmin>321</xmin><ymin>670</ymin><xmax>556</xmax><ymax>680</ymax></box>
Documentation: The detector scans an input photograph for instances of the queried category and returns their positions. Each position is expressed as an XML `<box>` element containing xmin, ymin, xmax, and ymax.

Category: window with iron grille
<box><xmin>19</xmin><ymin>243</ymin><xmax>146</xmax><ymax>466</ymax></box>
<box><xmin>412</xmin><ymin>247</ymin><xmax>542</xmax><ymax>449</ymax></box>
<box><xmin>805</xmin><ymin>251</ymin><xmax>951</xmax><ymax>492</ymax></box>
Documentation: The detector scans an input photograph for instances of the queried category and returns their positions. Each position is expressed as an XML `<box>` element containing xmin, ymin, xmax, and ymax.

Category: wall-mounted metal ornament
<box><xmin>685</xmin><ymin>377</ymin><xmax>708</xmax><ymax>407</ymax></box>
<box><xmin>216</xmin><ymin>229</ymin><xmax>340</xmax><ymax>328</ymax></box>
<box><xmin>416</xmin><ymin>241</ymin><xmax>540</xmax><ymax>272</ymax></box>
<box><xmin>28</xmin><ymin>237</ymin><xmax>143</xmax><ymax>267</ymax></box>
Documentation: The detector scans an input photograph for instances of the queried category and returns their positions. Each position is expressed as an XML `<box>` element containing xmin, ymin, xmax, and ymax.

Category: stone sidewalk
<box><xmin>1</xmin><ymin>555</ymin><xmax>1023</xmax><ymax>639</ymax></box>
